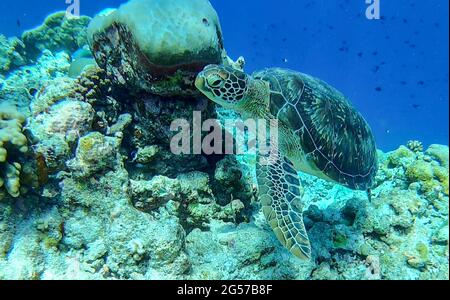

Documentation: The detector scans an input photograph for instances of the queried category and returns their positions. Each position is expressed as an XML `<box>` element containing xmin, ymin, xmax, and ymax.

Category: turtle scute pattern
<box><xmin>253</xmin><ymin>68</ymin><xmax>378</xmax><ymax>191</ymax></box>
<box><xmin>215</xmin><ymin>66</ymin><xmax>248</xmax><ymax>103</ymax></box>
<box><xmin>256</xmin><ymin>148</ymin><xmax>311</xmax><ymax>259</ymax></box>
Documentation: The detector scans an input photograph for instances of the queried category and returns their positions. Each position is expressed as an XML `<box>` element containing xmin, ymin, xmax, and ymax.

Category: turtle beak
<box><xmin>195</xmin><ymin>71</ymin><xmax>216</xmax><ymax>102</ymax></box>
<box><xmin>195</xmin><ymin>73</ymin><xmax>206</xmax><ymax>91</ymax></box>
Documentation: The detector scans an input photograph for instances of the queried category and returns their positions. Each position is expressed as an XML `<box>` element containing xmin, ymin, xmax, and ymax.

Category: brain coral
<box><xmin>0</xmin><ymin>103</ymin><xmax>28</xmax><ymax>199</ymax></box>
<box><xmin>87</xmin><ymin>0</ymin><xmax>225</xmax><ymax>96</ymax></box>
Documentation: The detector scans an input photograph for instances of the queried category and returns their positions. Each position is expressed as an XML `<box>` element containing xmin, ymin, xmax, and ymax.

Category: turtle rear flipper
<box><xmin>256</xmin><ymin>149</ymin><xmax>311</xmax><ymax>260</ymax></box>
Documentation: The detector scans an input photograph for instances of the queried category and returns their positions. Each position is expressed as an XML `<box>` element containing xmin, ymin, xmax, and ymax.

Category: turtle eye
<box><xmin>207</xmin><ymin>75</ymin><xmax>223</xmax><ymax>88</ymax></box>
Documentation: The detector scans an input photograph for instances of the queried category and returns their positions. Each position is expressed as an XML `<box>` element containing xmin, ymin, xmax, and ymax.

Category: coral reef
<box><xmin>2</xmin><ymin>104</ymin><xmax>448</xmax><ymax>279</ymax></box>
<box><xmin>407</xmin><ymin>140</ymin><xmax>424</xmax><ymax>153</ymax></box>
<box><xmin>0</xmin><ymin>103</ymin><xmax>29</xmax><ymax>199</ymax></box>
<box><xmin>0</xmin><ymin>1</ymin><xmax>448</xmax><ymax>280</ymax></box>
<box><xmin>212</xmin><ymin>155</ymin><xmax>255</xmax><ymax>207</ymax></box>
<box><xmin>1</xmin><ymin>11</ymin><xmax>89</xmax><ymax>75</ymax></box>
<box><xmin>66</xmin><ymin>132</ymin><xmax>122</xmax><ymax>178</ymax></box>
<box><xmin>87</xmin><ymin>0</ymin><xmax>225</xmax><ymax>96</ymax></box>
<box><xmin>130</xmin><ymin>170</ymin><xmax>249</xmax><ymax>230</ymax></box>
<box><xmin>0</xmin><ymin>35</ymin><xmax>26</xmax><ymax>74</ymax></box>
<box><xmin>21</xmin><ymin>12</ymin><xmax>91</xmax><ymax>60</ymax></box>
<box><xmin>0</xmin><ymin>50</ymin><xmax>72</xmax><ymax>118</ymax></box>
<box><xmin>28</xmin><ymin>100</ymin><xmax>95</xmax><ymax>172</ymax></box>
<box><xmin>29</xmin><ymin>77</ymin><xmax>80</xmax><ymax>115</ymax></box>
<box><xmin>426</xmin><ymin>144</ymin><xmax>449</xmax><ymax>168</ymax></box>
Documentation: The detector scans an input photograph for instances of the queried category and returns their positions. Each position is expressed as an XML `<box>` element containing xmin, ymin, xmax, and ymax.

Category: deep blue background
<box><xmin>1</xmin><ymin>0</ymin><xmax>448</xmax><ymax>151</ymax></box>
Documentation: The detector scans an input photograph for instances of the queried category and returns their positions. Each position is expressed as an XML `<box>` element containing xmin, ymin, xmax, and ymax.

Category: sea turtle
<box><xmin>195</xmin><ymin>65</ymin><xmax>378</xmax><ymax>259</ymax></box>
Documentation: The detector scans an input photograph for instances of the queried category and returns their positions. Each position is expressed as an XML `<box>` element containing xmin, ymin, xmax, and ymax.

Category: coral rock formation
<box><xmin>67</xmin><ymin>132</ymin><xmax>122</xmax><ymax>178</ymax></box>
<box><xmin>28</xmin><ymin>100</ymin><xmax>95</xmax><ymax>171</ymax></box>
<box><xmin>0</xmin><ymin>35</ymin><xmax>26</xmax><ymax>74</ymax></box>
<box><xmin>0</xmin><ymin>104</ymin><xmax>28</xmax><ymax>199</ymax></box>
<box><xmin>22</xmin><ymin>12</ymin><xmax>91</xmax><ymax>60</ymax></box>
<box><xmin>407</xmin><ymin>140</ymin><xmax>424</xmax><ymax>153</ymax></box>
<box><xmin>87</xmin><ymin>0</ymin><xmax>225</xmax><ymax>96</ymax></box>
<box><xmin>0</xmin><ymin>2</ymin><xmax>448</xmax><ymax>281</ymax></box>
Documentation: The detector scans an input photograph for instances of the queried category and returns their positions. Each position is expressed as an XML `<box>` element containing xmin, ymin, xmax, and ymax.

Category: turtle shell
<box><xmin>253</xmin><ymin>68</ymin><xmax>378</xmax><ymax>190</ymax></box>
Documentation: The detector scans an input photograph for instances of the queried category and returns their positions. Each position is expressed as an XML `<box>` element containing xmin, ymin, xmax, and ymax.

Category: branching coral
<box><xmin>75</xmin><ymin>66</ymin><xmax>112</xmax><ymax>104</ymax></box>
<box><xmin>0</xmin><ymin>104</ymin><xmax>28</xmax><ymax>199</ymax></box>
<box><xmin>407</xmin><ymin>140</ymin><xmax>424</xmax><ymax>153</ymax></box>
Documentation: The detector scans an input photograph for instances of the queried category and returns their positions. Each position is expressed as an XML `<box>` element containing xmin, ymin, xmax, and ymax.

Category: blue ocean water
<box><xmin>0</xmin><ymin>0</ymin><xmax>448</xmax><ymax>151</ymax></box>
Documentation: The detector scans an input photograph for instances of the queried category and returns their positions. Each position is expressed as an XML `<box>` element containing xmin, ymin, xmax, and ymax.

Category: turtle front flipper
<box><xmin>256</xmin><ymin>149</ymin><xmax>311</xmax><ymax>260</ymax></box>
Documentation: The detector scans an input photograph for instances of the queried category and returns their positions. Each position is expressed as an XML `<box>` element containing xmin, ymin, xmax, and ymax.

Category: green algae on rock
<box><xmin>87</xmin><ymin>0</ymin><xmax>225</xmax><ymax>97</ymax></box>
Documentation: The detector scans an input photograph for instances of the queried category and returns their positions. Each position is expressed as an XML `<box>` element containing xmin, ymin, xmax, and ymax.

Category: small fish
<box><xmin>375</xmin><ymin>86</ymin><xmax>382</xmax><ymax>92</ymax></box>
<box><xmin>412</xmin><ymin>104</ymin><xmax>421</xmax><ymax>109</ymax></box>
<box><xmin>68</xmin><ymin>57</ymin><xmax>96</xmax><ymax>78</ymax></box>
<box><xmin>72</xmin><ymin>48</ymin><xmax>93</xmax><ymax>60</ymax></box>
<box><xmin>282</xmin><ymin>58</ymin><xmax>288</xmax><ymax>63</ymax></box>
<box><xmin>130</xmin><ymin>150</ymin><xmax>138</xmax><ymax>162</ymax></box>
<box><xmin>16</xmin><ymin>19</ymin><xmax>21</xmax><ymax>27</ymax></box>
<box><xmin>97</xmin><ymin>8</ymin><xmax>116</xmax><ymax>17</ymax></box>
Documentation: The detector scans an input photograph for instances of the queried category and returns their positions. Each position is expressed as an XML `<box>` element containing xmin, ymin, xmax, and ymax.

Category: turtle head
<box><xmin>195</xmin><ymin>65</ymin><xmax>249</xmax><ymax>109</ymax></box>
